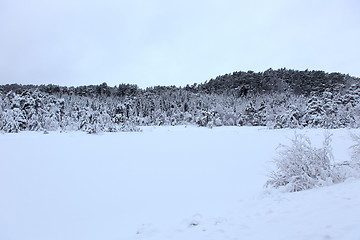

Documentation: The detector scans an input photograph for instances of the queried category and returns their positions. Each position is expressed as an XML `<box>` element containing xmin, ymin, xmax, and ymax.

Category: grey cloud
<box><xmin>0</xmin><ymin>0</ymin><xmax>359</xmax><ymax>88</ymax></box>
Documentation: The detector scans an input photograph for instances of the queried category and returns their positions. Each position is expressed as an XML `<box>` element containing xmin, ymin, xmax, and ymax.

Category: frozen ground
<box><xmin>0</xmin><ymin>126</ymin><xmax>359</xmax><ymax>240</ymax></box>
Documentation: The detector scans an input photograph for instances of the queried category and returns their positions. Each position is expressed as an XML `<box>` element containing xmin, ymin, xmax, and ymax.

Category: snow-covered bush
<box><xmin>266</xmin><ymin>133</ymin><xmax>335</xmax><ymax>192</ymax></box>
<box><xmin>334</xmin><ymin>133</ymin><xmax>360</xmax><ymax>179</ymax></box>
<box><xmin>350</xmin><ymin>133</ymin><xmax>360</xmax><ymax>163</ymax></box>
<box><xmin>266</xmin><ymin>132</ymin><xmax>360</xmax><ymax>192</ymax></box>
<box><xmin>332</xmin><ymin>161</ymin><xmax>360</xmax><ymax>182</ymax></box>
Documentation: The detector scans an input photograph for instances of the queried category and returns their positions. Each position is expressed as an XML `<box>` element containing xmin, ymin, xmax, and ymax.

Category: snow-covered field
<box><xmin>1</xmin><ymin>126</ymin><xmax>359</xmax><ymax>240</ymax></box>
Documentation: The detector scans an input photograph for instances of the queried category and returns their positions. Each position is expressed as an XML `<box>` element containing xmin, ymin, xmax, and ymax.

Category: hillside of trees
<box><xmin>1</xmin><ymin>68</ymin><xmax>359</xmax><ymax>133</ymax></box>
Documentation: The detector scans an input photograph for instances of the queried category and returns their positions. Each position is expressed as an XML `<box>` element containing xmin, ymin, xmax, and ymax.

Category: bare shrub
<box><xmin>266</xmin><ymin>132</ymin><xmax>335</xmax><ymax>192</ymax></box>
<box><xmin>350</xmin><ymin>133</ymin><xmax>360</xmax><ymax>163</ymax></box>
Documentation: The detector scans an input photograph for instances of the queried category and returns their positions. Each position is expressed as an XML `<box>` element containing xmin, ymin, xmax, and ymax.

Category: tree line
<box><xmin>1</xmin><ymin>68</ymin><xmax>359</xmax><ymax>133</ymax></box>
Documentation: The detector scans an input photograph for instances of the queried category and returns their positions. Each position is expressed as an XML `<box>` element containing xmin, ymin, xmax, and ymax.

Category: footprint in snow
<box><xmin>136</xmin><ymin>223</ymin><xmax>158</xmax><ymax>236</ymax></box>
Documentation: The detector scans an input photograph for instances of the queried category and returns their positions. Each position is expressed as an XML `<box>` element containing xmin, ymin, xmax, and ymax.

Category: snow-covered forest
<box><xmin>1</xmin><ymin>68</ymin><xmax>360</xmax><ymax>133</ymax></box>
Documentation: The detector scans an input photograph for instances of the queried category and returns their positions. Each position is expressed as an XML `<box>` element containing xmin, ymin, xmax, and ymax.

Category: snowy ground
<box><xmin>1</xmin><ymin>126</ymin><xmax>359</xmax><ymax>240</ymax></box>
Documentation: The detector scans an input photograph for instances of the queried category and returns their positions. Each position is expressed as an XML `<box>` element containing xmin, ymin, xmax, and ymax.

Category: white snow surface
<box><xmin>1</xmin><ymin>126</ymin><xmax>359</xmax><ymax>240</ymax></box>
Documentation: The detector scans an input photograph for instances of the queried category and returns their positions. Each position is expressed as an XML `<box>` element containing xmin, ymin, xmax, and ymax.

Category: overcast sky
<box><xmin>0</xmin><ymin>0</ymin><xmax>359</xmax><ymax>88</ymax></box>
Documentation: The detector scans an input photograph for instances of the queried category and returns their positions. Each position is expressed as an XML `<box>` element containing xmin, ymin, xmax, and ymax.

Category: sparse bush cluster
<box><xmin>266</xmin><ymin>133</ymin><xmax>360</xmax><ymax>192</ymax></box>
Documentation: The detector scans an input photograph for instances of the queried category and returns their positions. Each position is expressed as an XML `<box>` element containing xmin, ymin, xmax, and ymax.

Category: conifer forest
<box><xmin>1</xmin><ymin>68</ymin><xmax>360</xmax><ymax>133</ymax></box>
